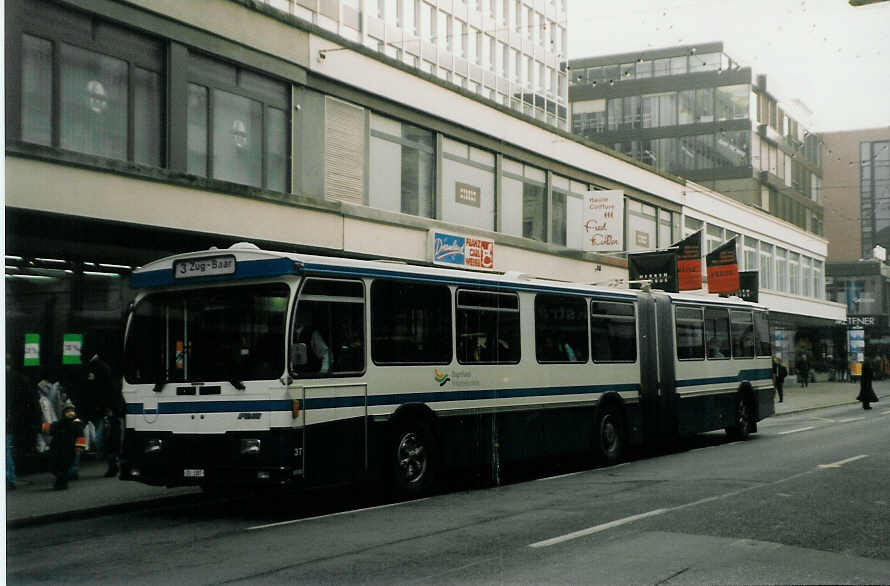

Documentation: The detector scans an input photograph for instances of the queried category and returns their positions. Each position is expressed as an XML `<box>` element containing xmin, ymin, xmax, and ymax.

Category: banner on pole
<box><xmin>736</xmin><ymin>271</ymin><xmax>759</xmax><ymax>303</ymax></box>
<box><xmin>674</xmin><ymin>231</ymin><xmax>702</xmax><ymax>290</ymax></box>
<box><xmin>706</xmin><ymin>239</ymin><xmax>740</xmax><ymax>294</ymax></box>
<box><xmin>628</xmin><ymin>251</ymin><xmax>678</xmax><ymax>292</ymax></box>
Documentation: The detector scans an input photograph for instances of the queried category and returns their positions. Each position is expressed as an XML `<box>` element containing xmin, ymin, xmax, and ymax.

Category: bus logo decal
<box><xmin>434</xmin><ymin>369</ymin><xmax>451</xmax><ymax>386</ymax></box>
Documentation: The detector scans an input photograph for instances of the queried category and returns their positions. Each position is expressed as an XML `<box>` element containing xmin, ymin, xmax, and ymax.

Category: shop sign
<box><xmin>455</xmin><ymin>182</ymin><xmax>481</xmax><ymax>208</ymax></box>
<box><xmin>846</xmin><ymin>316</ymin><xmax>881</xmax><ymax>327</ymax></box>
<box><xmin>582</xmin><ymin>190</ymin><xmax>623</xmax><ymax>252</ymax></box>
<box><xmin>429</xmin><ymin>230</ymin><xmax>494</xmax><ymax>270</ymax></box>
<box><xmin>24</xmin><ymin>333</ymin><xmax>40</xmax><ymax>367</ymax></box>
<box><xmin>63</xmin><ymin>333</ymin><xmax>83</xmax><ymax>365</ymax></box>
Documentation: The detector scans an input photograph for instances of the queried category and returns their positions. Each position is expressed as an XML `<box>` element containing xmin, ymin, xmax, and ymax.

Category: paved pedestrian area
<box><xmin>6</xmin><ymin>380</ymin><xmax>888</xmax><ymax>527</ymax></box>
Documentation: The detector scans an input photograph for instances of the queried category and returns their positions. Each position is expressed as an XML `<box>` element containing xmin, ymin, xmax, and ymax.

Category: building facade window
<box><xmin>759</xmin><ymin>242</ymin><xmax>774</xmax><ymax>290</ymax></box>
<box><xmin>502</xmin><ymin>159</ymin><xmax>547</xmax><ymax>242</ymax></box>
<box><xmin>369</xmin><ymin>113</ymin><xmax>435</xmax><ymax>218</ymax></box>
<box><xmin>187</xmin><ymin>52</ymin><xmax>288</xmax><ymax>191</ymax></box>
<box><xmin>441</xmin><ymin>137</ymin><xmax>495</xmax><ymax>230</ymax></box>
<box><xmin>626</xmin><ymin>199</ymin><xmax>657</xmax><ymax>252</ymax></box>
<box><xmin>18</xmin><ymin>1</ymin><xmax>164</xmax><ymax>166</ymax></box>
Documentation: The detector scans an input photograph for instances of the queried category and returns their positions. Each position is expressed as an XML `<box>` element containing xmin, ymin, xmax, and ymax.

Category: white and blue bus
<box><xmin>120</xmin><ymin>243</ymin><xmax>775</xmax><ymax>498</ymax></box>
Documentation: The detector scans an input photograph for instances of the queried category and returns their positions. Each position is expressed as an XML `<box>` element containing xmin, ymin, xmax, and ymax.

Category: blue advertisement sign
<box><xmin>429</xmin><ymin>230</ymin><xmax>495</xmax><ymax>270</ymax></box>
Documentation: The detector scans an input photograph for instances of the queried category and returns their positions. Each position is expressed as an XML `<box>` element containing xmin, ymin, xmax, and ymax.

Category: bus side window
<box><xmin>371</xmin><ymin>280</ymin><xmax>452</xmax><ymax>365</ymax></box>
<box><xmin>675</xmin><ymin>306</ymin><xmax>704</xmax><ymax>360</ymax></box>
<box><xmin>753</xmin><ymin>311</ymin><xmax>771</xmax><ymax>357</ymax></box>
<box><xmin>590</xmin><ymin>300</ymin><xmax>636</xmax><ymax>363</ymax></box>
<box><xmin>730</xmin><ymin>310</ymin><xmax>755</xmax><ymax>359</ymax></box>
<box><xmin>292</xmin><ymin>278</ymin><xmax>365</xmax><ymax>377</ymax></box>
<box><xmin>456</xmin><ymin>289</ymin><xmax>521</xmax><ymax>364</ymax></box>
<box><xmin>535</xmin><ymin>294</ymin><xmax>588</xmax><ymax>363</ymax></box>
<box><xmin>704</xmin><ymin>308</ymin><xmax>730</xmax><ymax>359</ymax></box>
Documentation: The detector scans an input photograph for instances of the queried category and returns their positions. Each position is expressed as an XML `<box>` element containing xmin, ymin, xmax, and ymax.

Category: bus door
<box><xmin>291</xmin><ymin>277</ymin><xmax>367</xmax><ymax>487</ymax></box>
<box><xmin>636</xmin><ymin>293</ymin><xmax>678</xmax><ymax>440</ymax></box>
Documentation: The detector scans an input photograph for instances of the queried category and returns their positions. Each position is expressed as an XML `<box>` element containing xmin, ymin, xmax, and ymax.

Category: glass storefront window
<box><xmin>715</xmin><ymin>130</ymin><xmax>750</xmax><ymax>168</ymax></box>
<box><xmin>501</xmin><ymin>159</ymin><xmax>546</xmax><ymax>243</ymax></box>
<box><xmin>369</xmin><ymin>113</ymin><xmax>435</xmax><ymax>218</ymax></box>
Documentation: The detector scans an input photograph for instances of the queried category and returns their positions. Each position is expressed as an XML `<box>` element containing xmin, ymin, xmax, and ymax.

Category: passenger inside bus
<box><xmin>293</xmin><ymin>309</ymin><xmax>330</xmax><ymax>374</ymax></box>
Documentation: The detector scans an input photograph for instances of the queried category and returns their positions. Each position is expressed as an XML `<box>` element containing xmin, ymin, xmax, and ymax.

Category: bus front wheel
<box><xmin>389</xmin><ymin>419</ymin><xmax>438</xmax><ymax>500</ymax></box>
<box><xmin>595</xmin><ymin>405</ymin><xmax>624</xmax><ymax>465</ymax></box>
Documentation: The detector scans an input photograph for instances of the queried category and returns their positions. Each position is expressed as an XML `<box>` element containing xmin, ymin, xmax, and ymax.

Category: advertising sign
<box><xmin>706</xmin><ymin>238</ymin><xmax>739</xmax><ymax>294</ymax></box>
<box><xmin>674</xmin><ymin>231</ymin><xmax>702</xmax><ymax>290</ymax></box>
<box><xmin>62</xmin><ymin>333</ymin><xmax>83</xmax><ymax>365</ymax></box>
<box><xmin>429</xmin><ymin>230</ymin><xmax>495</xmax><ymax>270</ymax></box>
<box><xmin>24</xmin><ymin>333</ymin><xmax>40</xmax><ymax>367</ymax></box>
<box><xmin>582</xmin><ymin>190</ymin><xmax>623</xmax><ymax>252</ymax></box>
<box><xmin>736</xmin><ymin>271</ymin><xmax>759</xmax><ymax>303</ymax></box>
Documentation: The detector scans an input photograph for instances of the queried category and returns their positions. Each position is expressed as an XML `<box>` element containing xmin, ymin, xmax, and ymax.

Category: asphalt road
<box><xmin>7</xmin><ymin>403</ymin><xmax>890</xmax><ymax>585</ymax></box>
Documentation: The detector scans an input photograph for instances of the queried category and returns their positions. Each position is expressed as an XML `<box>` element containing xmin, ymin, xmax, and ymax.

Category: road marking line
<box><xmin>818</xmin><ymin>454</ymin><xmax>868</xmax><ymax>469</ymax></box>
<box><xmin>777</xmin><ymin>426</ymin><xmax>815</xmax><ymax>435</ymax></box>
<box><xmin>528</xmin><ymin>508</ymin><xmax>669</xmax><ymax>548</ymax></box>
<box><xmin>881</xmin><ymin>409</ymin><xmax>890</xmax><ymax>415</ymax></box>
<box><xmin>810</xmin><ymin>417</ymin><xmax>836</xmax><ymax>423</ymax></box>
<box><xmin>537</xmin><ymin>471</ymin><xmax>585</xmax><ymax>482</ymax></box>
<box><xmin>246</xmin><ymin>498</ymin><xmax>430</xmax><ymax>531</ymax></box>
<box><xmin>837</xmin><ymin>417</ymin><xmax>865</xmax><ymax>423</ymax></box>
<box><xmin>528</xmin><ymin>467</ymin><xmax>818</xmax><ymax>549</ymax></box>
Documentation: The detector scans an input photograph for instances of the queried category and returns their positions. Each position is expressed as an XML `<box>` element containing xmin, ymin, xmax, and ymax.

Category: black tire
<box><xmin>726</xmin><ymin>392</ymin><xmax>752</xmax><ymax>440</ymax></box>
<box><xmin>594</xmin><ymin>405</ymin><xmax>624</xmax><ymax>465</ymax></box>
<box><xmin>389</xmin><ymin>418</ymin><xmax>438</xmax><ymax>500</ymax></box>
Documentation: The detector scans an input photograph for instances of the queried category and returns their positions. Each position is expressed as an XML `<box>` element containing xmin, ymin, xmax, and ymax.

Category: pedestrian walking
<box><xmin>42</xmin><ymin>400</ymin><xmax>87</xmax><ymax>490</ymax></box>
<box><xmin>796</xmin><ymin>353</ymin><xmax>810</xmax><ymax>388</ymax></box>
<box><xmin>6</xmin><ymin>354</ymin><xmax>39</xmax><ymax>490</ymax></box>
<box><xmin>857</xmin><ymin>359</ymin><xmax>879</xmax><ymax>410</ymax></box>
<box><xmin>772</xmin><ymin>356</ymin><xmax>787</xmax><ymax>403</ymax></box>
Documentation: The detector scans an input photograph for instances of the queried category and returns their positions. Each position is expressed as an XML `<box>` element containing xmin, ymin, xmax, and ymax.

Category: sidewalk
<box><xmin>7</xmin><ymin>380</ymin><xmax>889</xmax><ymax>528</ymax></box>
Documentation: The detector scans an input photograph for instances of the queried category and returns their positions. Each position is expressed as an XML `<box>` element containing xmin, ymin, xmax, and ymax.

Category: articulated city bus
<box><xmin>120</xmin><ymin>243</ymin><xmax>775</xmax><ymax>498</ymax></box>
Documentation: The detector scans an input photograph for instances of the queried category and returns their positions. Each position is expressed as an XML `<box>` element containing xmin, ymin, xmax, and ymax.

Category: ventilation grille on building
<box><xmin>325</xmin><ymin>97</ymin><xmax>364</xmax><ymax>205</ymax></box>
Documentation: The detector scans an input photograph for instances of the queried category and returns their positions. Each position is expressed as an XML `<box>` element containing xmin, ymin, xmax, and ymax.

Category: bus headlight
<box><xmin>240</xmin><ymin>438</ymin><xmax>261</xmax><ymax>455</ymax></box>
<box><xmin>144</xmin><ymin>439</ymin><xmax>164</xmax><ymax>454</ymax></box>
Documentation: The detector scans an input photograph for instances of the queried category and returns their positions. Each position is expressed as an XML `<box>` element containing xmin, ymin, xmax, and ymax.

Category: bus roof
<box><xmin>131</xmin><ymin>243</ymin><xmax>767</xmax><ymax>311</ymax></box>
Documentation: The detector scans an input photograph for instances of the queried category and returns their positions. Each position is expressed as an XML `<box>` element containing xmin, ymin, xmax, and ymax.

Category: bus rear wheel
<box><xmin>595</xmin><ymin>406</ymin><xmax>624</xmax><ymax>465</ymax></box>
<box><xmin>389</xmin><ymin>419</ymin><xmax>438</xmax><ymax>500</ymax></box>
<box><xmin>726</xmin><ymin>393</ymin><xmax>752</xmax><ymax>440</ymax></box>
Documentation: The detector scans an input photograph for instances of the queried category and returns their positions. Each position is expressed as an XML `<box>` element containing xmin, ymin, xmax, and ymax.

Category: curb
<box><xmin>773</xmin><ymin>393</ymin><xmax>889</xmax><ymax>418</ymax></box>
<box><xmin>6</xmin><ymin>492</ymin><xmax>207</xmax><ymax>530</ymax></box>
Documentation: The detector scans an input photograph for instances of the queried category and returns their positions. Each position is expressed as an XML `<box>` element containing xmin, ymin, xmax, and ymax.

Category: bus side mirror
<box><xmin>290</xmin><ymin>343</ymin><xmax>308</xmax><ymax>369</ymax></box>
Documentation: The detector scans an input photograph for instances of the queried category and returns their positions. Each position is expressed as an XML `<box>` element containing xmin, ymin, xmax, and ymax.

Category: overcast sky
<box><xmin>566</xmin><ymin>0</ymin><xmax>890</xmax><ymax>133</ymax></box>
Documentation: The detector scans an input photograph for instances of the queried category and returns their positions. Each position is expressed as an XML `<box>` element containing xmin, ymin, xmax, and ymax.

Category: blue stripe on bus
<box><xmin>125</xmin><ymin>382</ymin><xmax>640</xmax><ymax>415</ymax></box>
<box><xmin>675</xmin><ymin>368</ymin><xmax>772</xmax><ymax>388</ymax></box>
<box><xmin>131</xmin><ymin>258</ymin><xmax>299</xmax><ymax>288</ymax></box>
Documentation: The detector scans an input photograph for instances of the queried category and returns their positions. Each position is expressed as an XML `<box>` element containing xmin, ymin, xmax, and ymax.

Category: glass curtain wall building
<box><xmin>568</xmin><ymin>42</ymin><xmax>824</xmax><ymax>237</ymax></box>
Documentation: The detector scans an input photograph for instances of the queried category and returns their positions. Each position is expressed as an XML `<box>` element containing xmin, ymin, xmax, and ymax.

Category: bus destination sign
<box><xmin>174</xmin><ymin>255</ymin><xmax>236</xmax><ymax>279</ymax></box>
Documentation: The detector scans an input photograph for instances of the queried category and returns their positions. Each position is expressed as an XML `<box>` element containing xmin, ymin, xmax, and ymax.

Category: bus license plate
<box><xmin>183</xmin><ymin>469</ymin><xmax>205</xmax><ymax>478</ymax></box>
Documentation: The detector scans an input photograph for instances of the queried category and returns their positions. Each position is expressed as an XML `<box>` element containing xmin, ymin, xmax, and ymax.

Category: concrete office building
<box><xmin>5</xmin><ymin>1</ymin><xmax>842</xmax><ymax>382</ymax></box>
<box><xmin>568</xmin><ymin>42</ymin><xmax>825</xmax><ymax>237</ymax></box>
<box><xmin>822</xmin><ymin>128</ymin><xmax>890</xmax><ymax>365</ymax></box>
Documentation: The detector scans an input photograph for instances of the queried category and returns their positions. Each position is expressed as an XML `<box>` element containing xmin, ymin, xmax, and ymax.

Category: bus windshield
<box><xmin>124</xmin><ymin>283</ymin><xmax>290</xmax><ymax>385</ymax></box>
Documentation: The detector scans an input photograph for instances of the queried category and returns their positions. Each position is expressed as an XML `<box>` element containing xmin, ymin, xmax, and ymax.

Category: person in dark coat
<box><xmin>796</xmin><ymin>353</ymin><xmax>810</xmax><ymax>388</ymax></box>
<box><xmin>857</xmin><ymin>359</ymin><xmax>879</xmax><ymax>410</ymax></box>
<box><xmin>773</xmin><ymin>357</ymin><xmax>787</xmax><ymax>403</ymax></box>
<box><xmin>43</xmin><ymin>400</ymin><xmax>86</xmax><ymax>490</ymax></box>
<box><xmin>6</xmin><ymin>354</ymin><xmax>39</xmax><ymax>490</ymax></box>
